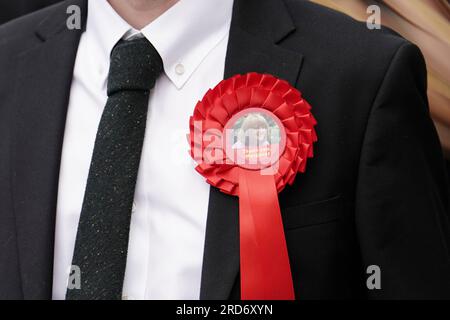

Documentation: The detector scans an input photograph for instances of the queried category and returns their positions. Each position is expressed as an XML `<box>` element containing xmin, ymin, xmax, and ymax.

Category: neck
<box><xmin>108</xmin><ymin>0</ymin><xmax>179</xmax><ymax>30</ymax></box>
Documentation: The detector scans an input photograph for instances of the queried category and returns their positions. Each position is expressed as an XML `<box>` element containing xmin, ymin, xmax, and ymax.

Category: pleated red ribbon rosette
<box><xmin>189</xmin><ymin>73</ymin><xmax>317</xmax><ymax>300</ymax></box>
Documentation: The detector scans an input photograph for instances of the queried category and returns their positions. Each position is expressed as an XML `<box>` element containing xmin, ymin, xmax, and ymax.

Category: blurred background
<box><xmin>1</xmin><ymin>0</ymin><xmax>449</xmax><ymax>158</ymax></box>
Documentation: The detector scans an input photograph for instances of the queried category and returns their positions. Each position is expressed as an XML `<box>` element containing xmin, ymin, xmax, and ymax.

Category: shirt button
<box><xmin>132</xmin><ymin>202</ymin><xmax>137</xmax><ymax>213</ymax></box>
<box><xmin>175</xmin><ymin>63</ymin><xmax>185</xmax><ymax>75</ymax></box>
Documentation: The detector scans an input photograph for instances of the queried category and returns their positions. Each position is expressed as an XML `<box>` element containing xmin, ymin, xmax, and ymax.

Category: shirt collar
<box><xmin>87</xmin><ymin>0</ymin><xmax>234</xmax><ymax>89</ymax></box>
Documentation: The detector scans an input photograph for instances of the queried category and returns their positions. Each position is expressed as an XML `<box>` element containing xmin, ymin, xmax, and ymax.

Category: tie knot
<box><xmin>107</xmin><ymin>37</ymin><xmax>163</xmax><ymax>96</ymax></box>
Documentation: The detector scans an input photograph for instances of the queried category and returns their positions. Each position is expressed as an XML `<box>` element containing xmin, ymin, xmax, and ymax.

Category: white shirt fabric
<box><xmin>52</xmin><ymin>0</ymin><xmax>233</xmax><ymax>300</ymax></box>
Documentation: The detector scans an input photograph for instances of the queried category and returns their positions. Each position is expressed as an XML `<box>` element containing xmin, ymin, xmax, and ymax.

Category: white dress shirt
<box><xmin>52</xmin><ymin>0</ymin><xmax>233</xmax><ymax>300</ymax></box>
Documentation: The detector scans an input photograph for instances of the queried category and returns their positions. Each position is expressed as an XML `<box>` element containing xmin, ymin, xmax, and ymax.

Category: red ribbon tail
<box><xmin>239</xmin><ymin>169</ymin><xmax>295</xmax><ymax>300</ymax></box>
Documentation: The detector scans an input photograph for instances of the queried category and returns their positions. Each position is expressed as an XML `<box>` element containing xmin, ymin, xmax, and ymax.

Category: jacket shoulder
<box><xmin>283</xmin><ymin>0</ymin><xmax>410</xmax><ymax>57</ymax></box>
<box><xmin>281</xmin><ymin>0</ymin><xmax>420</xmax><ymax>97</ymax></box>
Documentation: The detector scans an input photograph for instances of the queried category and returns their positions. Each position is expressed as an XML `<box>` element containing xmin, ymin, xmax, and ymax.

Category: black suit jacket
<box><xmin>0</xmin><ymin>0</ymin><xmax>62</xmax><ymax>25</ymax></box>
<box><xmin>1</xmin><ymin>0</ymin><xmax>449</xmax><ymax>300</ymax></box>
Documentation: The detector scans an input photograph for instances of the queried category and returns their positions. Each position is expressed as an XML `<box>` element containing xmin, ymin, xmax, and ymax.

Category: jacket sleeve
<box><xmin>355</xmin><ymin>42</ymin><xmax>450</xmax><ymax>299</ymax></box>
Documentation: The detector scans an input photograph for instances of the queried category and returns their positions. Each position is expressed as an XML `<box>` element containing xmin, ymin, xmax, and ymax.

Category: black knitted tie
<box><xmin>66</xmin><ymin>38</ymin><xmax>163</xmax><ymax>300</ymax></box>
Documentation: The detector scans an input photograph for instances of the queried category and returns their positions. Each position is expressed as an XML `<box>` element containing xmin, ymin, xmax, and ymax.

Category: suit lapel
<box><xmin>200</xmin><ymin>0</ymin><xmax>304</xmax><ymax>299</ymax></box>
<box><xmin>11</xmin><ymin>0</ymin><xmax>87</xmax><ymax>299</ymax></box>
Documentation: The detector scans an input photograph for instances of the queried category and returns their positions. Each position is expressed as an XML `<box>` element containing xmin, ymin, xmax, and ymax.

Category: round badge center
<box><xmin>223</xmin><ymin>108</ymin><xmax>287</xmax><ymax>170</ymax></box>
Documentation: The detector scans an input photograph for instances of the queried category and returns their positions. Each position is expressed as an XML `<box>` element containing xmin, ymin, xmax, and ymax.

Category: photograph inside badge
<box><xmin>224</xmin><ymin>108</ymin><xmax>286</xmax><ymax>170</ymax></box>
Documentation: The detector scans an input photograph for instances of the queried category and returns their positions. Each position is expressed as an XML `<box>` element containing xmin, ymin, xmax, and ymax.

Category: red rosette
<box><xmin>188</xmin><ymin>73</ymin><xmax>317</xmax><ymax>300</ymax></box>
<box><xmin>189</xmin><ymin>72</ymin><xmax>317</xmax><ymax>196</ymax></box>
